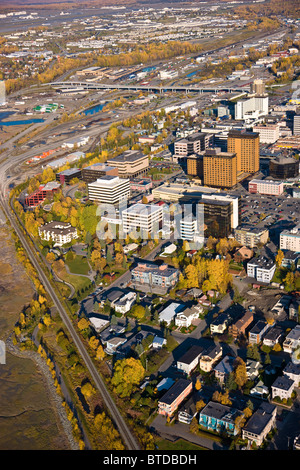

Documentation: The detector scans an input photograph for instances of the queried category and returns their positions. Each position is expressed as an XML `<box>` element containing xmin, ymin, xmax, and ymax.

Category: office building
<box><xmin>24</xmin><ymin>181</ymin><xmax>61</xmax><ymax>207</ymax></box>
<box><xmin>269</xmin><ymin>156</ymin><xmax>299</xmax><ymax>179</ymax></box>
<box><xmin>293</xmin><ymin>114</ymin><xmax>300</xmax><ymax>136</ymax></box>
<box><xmin>227</xmin><ymin>129</ymin><xmax>259</xmax><ymax>174</ymax></box>
<box><xmin>81</xmin><ymin>163</ymin><xmax>118</xmax><ymax>183</ymax></box>
<box><xmin>202</xmin><ymin>148</ymin><xmax>237</xmax><ymax>189</ymax></box>
<box><xmin>250</xmin><ymin>79</ymin><xmax>266</xmax><ymax>95</ymax></box>
<box><xmin>121</xmin><ymin>203</ymin><xmax>163</xmax><ymax>236</ymax></box>
<box><xmin>186</xmin><ymin>154</ymin><xmax>203</xmax><ymax>178</ymax></box>
<box><xmin>280</xmin><ymin>225</ymin><xmax>300</xmax><ymax>252</ymax></box>
<box><xmin>234</xmin><ymin>95</ymin><xmax>269</xmax><ymax>121</ymax></box>
<box><xmin>107</xmin><ymin>150</ymin><xmax>149</xmax><ymax>178</ymax></box>
<box><xmin>56</xmin><ymin>168</ymin><xmax>82</xmax><ymax>185</ymax></box>
<box><xmin>87</xmin><ymin>175</ymin><xmax>130</xmax><ymax>205</ymax></box>
<box><xmin>248</xmin><ymin>179</ymin><xmax>284</xmax><ymax>195</ymax></box>
<box><xmin>234</xmin><ymin>226</ymin><xmax>269</xmax><ymax>248</ymax></box>
<box><xmin>252</xmin><ymin>123</ymin><xmax>279</xmax><ymax>144</ymax></box>
<box><xmin>174</xmin><ymin>132</ymin><xmax>211</xmax><ymax>156</ymax></box>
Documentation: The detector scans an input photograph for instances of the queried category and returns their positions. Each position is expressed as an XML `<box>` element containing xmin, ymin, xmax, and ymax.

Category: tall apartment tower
<box><xmin>203</xmin><ymin>148</ymin><xmax>237</xmax><ymax>189</ymax></box>
<box><xmin>250</xmin><ymin>79</ymin><xmax>266</xmax><ymax>95</ymax></box>
<box><xmin>227</xmin><ymin>129</ymin><xmax>259</xmax><ymax>175</ymax></box>
<box><xmin>293</xmin><ymin>114</ymin><xmax>300</xmax><ymax>136</ymax></box>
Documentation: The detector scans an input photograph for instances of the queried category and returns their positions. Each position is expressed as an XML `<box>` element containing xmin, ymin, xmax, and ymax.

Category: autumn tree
<box><xmin>111</xmin><ymin>357</ymin><xmax>145</xmax><ymax>397</ymax></box>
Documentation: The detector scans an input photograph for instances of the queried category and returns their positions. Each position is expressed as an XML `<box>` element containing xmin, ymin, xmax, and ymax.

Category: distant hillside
<box><xmin>0</xmin><ymin>0</ymin><xmax>249</xmax><ymax>12</ymax></box>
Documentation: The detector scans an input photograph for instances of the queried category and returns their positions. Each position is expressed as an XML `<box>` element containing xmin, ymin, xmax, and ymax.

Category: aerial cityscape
<box><xmin>0</xmin><ymin>0</ymin><xmax>300</xmax><ymax>456</ymax></box>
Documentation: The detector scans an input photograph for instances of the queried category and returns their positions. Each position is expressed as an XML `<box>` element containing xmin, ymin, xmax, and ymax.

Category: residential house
<box><xmin>199</xmin><ymin>343</ymin><xmax>223</xmax><ymax>373</ymax></box>
<box><xmin>262</xmin><ymin>326</ymin><xmax>283</xmax><ymax>348</ymax></box>
<box><xmin>116</xmin><ymin>330</ymin><xmax>150</xmax><ymax>359</ymax></box>
<box><xmin>152</xmin><ymin>335</ymin><xmax>167</xmax><ymax>349</ymax></box>
<box><xmin>234</xmin><ymin>246</ymin><xmax>253</xmax><ymax>263</ymax></box>
<box><xmin>213</xmin><ymin>355</ymin><xmax>235</xmax><ymax>384</ymax></box>
<box><xmin>282</xmin><ymin>325</ymin><xmax>300</xmax><ymax>353</ymax></box>
<box><xmin>228</xmin><ymin>310</ymin><xmax>254</xmax><ymax>339</ymax></box>
<box><xmin>242</xmin><ymin>403</ymin><xmax>277</xmax><ymax>447</ymax></box>
<box><xmin>158</xmin><ymin>379</ymin><xmax>193</xmax><ymax>417</ymax></box>
<box><xmin>246</xmin><ymin>359</ymin><xmax>261</xmax><ymax>380</ymax></box>
<box><xmin>283</xmin><ymin>362</ymin><xmax>300</xmax><ymax>386</ymax></box>
<box><xmin>175</xmin><ymin>305</ymin><xmax>200</xmax><ymax>328</ymax></box>
<box><xmin>176</xmin><ymin>345</ymin><xmax>203</xmax><ymax>375</ymax></box>
<box><xmin>105</xmin><ymin>336</ymin><xmax>127</xmax><ymax>355</ymax></box>
<box><xmin>113</xmin><ymin>292</ymin><xmax>136</xmax><ymax>315</ymax></box>
<box><xmin>250</xmin><ymin>380</ymin><xmax>269</xmax><ymax>399</ymax></box>
<box><xmin>199</xmin><ymin>401</ymin><xmax>243</xmax><ymax>436</ymax></box>
<box><xmin>248</xmin><ymin>320</ymin><xmax>271</xmax><ymax>344</ymax></box>
<box><xmin>271</xmin><ymin>375</ymin><xmax>295</xmax><ymax>401</ymax></box>
<box><xmin>210</xmin><ymin>313</ymin><xmax>230</xmax><ymax>335</ymax></box>
<box><xmin>158</xmin><ymin>302</ymin><xmax>185</xmax><ymax>326</ymax></box>
<box><xmin>289</xmin><ymin>299</ymin><xmax>300</xmax><ymax>322</ymax></box>
<box><xmin>177</xmin><ymin>392</ymin><xmax>201</xmax><ymax>424</ymax></box>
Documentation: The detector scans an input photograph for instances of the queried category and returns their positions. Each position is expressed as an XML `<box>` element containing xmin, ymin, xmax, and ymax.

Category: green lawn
<box><xmin>156</xmin><ymin>438</ymin><xmax>207</xmax><ymax>451</ymax></box>
<box><xmin>66</xmin><ymin>255</ymin><xmax>90</xmax><ymax>276</ymax></box>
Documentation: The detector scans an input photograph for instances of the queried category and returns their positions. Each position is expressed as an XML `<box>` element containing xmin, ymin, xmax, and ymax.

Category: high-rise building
<box><xmin>202</xmin><ymin>148</ymin><xmax>237</xmax><ymax>189</ymax></box>
<box><xmin>107</xmin><ymin>150</ymin><xmax>149</xmax><ymax>178</ymax></box>
<box><xmin>186</xmin><ymin>154</ymin><xmax>204</xmax><ymax>178</ymax></box>
<box><xmin>227</xmin><ymin>129</ymin><xmax>259</xmax><ymax>174</ymax></box>
<box><xmin>87</xmin><ymin>175</ymin><xmax>130</xmax><ymax>205</ymax></box>
<box><xmin>174</xmin><ymin>132</ymin><xmax>212</xmax><ymax>156</ymax></box>
<box><xmin>293</xmin><ymin>114</ymin><xmax>300</xmax><ymax>136</ymax></box>
<box><xmin>121</xmin><ymin>203</ymin><xmax>163</xmax><ymax>237</ymax></box>
<box><xmin>250</xmin><ymin>79</ymin><xmax>266</xmax><ymax>95</ymax></box>
<box><xmin>81</xmin><ymin>163</ymin><xmax>118</xmax><ymax>183</ymax></box>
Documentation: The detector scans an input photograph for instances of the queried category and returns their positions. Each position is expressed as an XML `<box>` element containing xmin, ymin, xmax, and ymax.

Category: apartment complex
<box><xmin>227</xmin><ymin>129</ymin><xmax>259</xmax><ymax>174</ymax></box>
<box><xmin>234</xmin><ymin>226</ymin><xmax>269</xmax><ymax>248</ymax></box>
<box><xmin>38</xmin><ymin>221</ymin><xmax>78</xmax><ymax>246</ymax></box>
<box><xmin>87</xmin><ymin>175</ymin><xmax>130</xmax><ymax>205</ymax></box>
<box><xmin>186</xmin><ymin>154</ymin><xmax>203</xmax><ymax>178</ymax></box>
<box><xmin>248</xmin><ymin>179</ymin><xmax>284</xmax><ymax>195</ymax></box>
<box><xmin>228</xmin><ymin>310</ymin><xmax>254</xmax><ymax>339</ymax></box>
<box><xmin>202</xmin><ymin>148</ymin><xmax>237</xmax><ymax>188</ymax></box>
<box><xmin>107</xmin><ymin>150</ymin><xmax>149</xmax><ymax>178</ymax></box>
<box><xmin>158</xmin><ymin>379</ymin><xmax>192</xmax><ymax>417</ymax></box>
<box><xmin>247</xmin><ymin>256</ymin><xmax>276</xmax><ymax>283</ymax></box>
<box><xmin>280</xmin><ymin>226</ymin><xmax>300</xmax><ymax>252</ymax></box>
<box><xmin>131</xmin><ymin>262</ymin><xmax>179</xmax><ymax>292</ymax></box>
<box><xmin>81</xmin><ymin>163</ymin><xmax>118</xmax><ymax>183</ymax></box>
<box><xmin>121</xmin><ymin>203</ymin><xmax>163</xmax><ymax>236</ymax></box>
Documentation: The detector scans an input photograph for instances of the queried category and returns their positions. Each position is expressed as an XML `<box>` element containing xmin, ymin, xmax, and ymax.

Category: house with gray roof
<box><xmin>199</xmin><ymin>401</ymin><xmax>243</xmax><ymax>436</ymax></box>
<box><xmin>242</xmin><ymin>403</ymin><xmax>277</xmax><ymax>447</ymax></box>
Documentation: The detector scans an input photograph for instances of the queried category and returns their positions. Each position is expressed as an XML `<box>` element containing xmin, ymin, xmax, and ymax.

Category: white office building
<box><xmin>252</xmin><ymin>123</ymin><xmax>280</xmax><ymax>144</ymax></box>
<box><xmin>280</xmin><ymin>226</ymin><xmax>300</xmax><ymax>252</ymax></box>
<box><xmin>248</xmin><ymin>179</ymin><xmax>284</xmax><ymax>195</ymax></box>
<box><xmin>121</xmin><ymin>203</ymin><xmax>163</xmax><ymax>237</ymax></box>
<box><xmin>88</xmin><ymin>175</ymin><xmax>130</xmax><ymax>205</ymax></box>
<box><xmin>235</xmin><ymin>95</ymin><xmax>269</xmax><ymax>121</ymax></box>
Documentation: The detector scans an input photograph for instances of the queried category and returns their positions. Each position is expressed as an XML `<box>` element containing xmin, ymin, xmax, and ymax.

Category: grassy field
<box><xmin>156</xmin><ymin>438</ymin><xmax>207</xmax><ymax>451</ymax></box>
<box><xmin>66</xmin><ymin>255</ymin><xmax>90</xmax><ymax>276</ymax></box>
